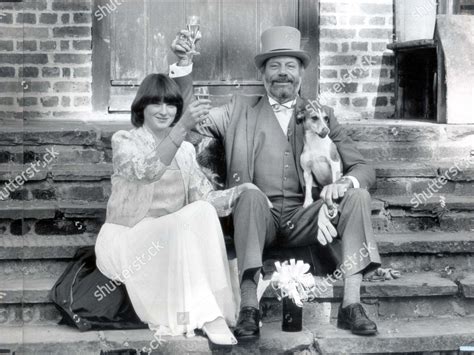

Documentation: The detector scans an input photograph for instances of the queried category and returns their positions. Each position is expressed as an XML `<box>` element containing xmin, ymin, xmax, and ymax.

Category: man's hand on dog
<box><xmin>317</xmin><ymin>204</ymin><xmax>337</xmax><ymax>245</ymax></box>
<box><xmin>320</xmin><ymin>177</ymin><xmax>353</xmax><ymax>209</ymax></box>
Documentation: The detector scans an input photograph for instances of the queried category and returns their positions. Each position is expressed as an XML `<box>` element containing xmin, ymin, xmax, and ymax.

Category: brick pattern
<box><xmin>0</xmin><ymin>0</ymin><xmax>92</xmax><ymax>119</ymax></box>
<box><xmin>319</xmin><ymin>0</ymin><xmax>395</xmax><ymax>119</ymax></box>
<box><xmin>1</xmin><ymin>0</ymin><xmax>397</xmax><ymax>120</ymax></box>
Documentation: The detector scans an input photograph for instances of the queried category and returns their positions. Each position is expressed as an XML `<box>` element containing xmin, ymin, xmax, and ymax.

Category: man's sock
<box><xmin>342</xmin><ymin>272</ymin><xmax>363</xmax><ymax>308</ymax></box>
<box><xmin>240</xmin><ymin>267</ymin><xmax>260</xmax><ymax>310</ymax></box>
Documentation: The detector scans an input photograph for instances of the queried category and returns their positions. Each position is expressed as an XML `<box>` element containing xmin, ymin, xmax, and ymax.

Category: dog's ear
<box><xmin>295</xmin><ymin>97</ymin><xmax>308</xmax><ymax>124</ymax></box>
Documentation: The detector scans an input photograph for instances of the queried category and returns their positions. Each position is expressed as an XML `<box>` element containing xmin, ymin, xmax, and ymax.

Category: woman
<box><xmin>95</xmin><ymin>73</ymin><xmax>253</xmax><ymax>345</ymax></box>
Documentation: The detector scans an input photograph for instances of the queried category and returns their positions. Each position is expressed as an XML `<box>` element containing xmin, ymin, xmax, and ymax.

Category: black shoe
<box><xmin>337</xmin><ymin>303</ymin><xmax>377</xmax><ymax>335</ymax></box>
<box><xmin>234</xmin><ymin>306</ymin><xmax>260</xmax><ymax>341</ymax></box>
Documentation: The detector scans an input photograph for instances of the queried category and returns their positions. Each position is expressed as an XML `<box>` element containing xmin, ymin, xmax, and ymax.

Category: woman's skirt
<box><xmin>95</xmin><ymin>200</ymin><xmax>239</xmax><ymax>337</ymax></box>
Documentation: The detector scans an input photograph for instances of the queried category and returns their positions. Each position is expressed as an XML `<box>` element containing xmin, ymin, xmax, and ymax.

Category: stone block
<box><xmin>440</xmin><ymin>212</ymin><xmax>474</xmax><ymax>232</ymax></box>
<box><xmin>53</xmin><ymin>53</ymin><xmax>91</xmax><ymax>64</ymax></box>
<box><xmin>460</xmin><ymin>274</ymin><xmax>474</xmax><ymax>298</ymax></box>
<box><xmin>72</xmin><ymin>39</ymin><xmax>91</xmax><ymax>50</ymax></box>
<box><xmin>0</xmin><ymin>40</ymin><xmax>13</xmax><ymax>51</ymax></box>
<box><xmin>53</xmin><ymin>26</ymin><xmax>91</xmax><ymax>38</ymax></box>
<box><xmin>34</xmin><ymin>218</ymin><xmax>102</xmax><ymax>235</ymax></box>
<box><xmin>16</xmin><ymin>13</ymin><xmax>36</xmax><ymax>24</ymax></box>
<box><xmin>436</xmin><ymin>16</ymin><xmax>474</xmax><ymax>124</ymax></box>
<box><xmin>359</xmin><ymin>28</ymin><xmax>392</xmax><ymax>39</ymax></box>
<box><xmin>19</xmin><ymin>67</ymin><xmax>39</xmax><ymax>78</ymax></box>
<box><xmin>321</xmin><ymin>55</ymin><xmax>357</xmax><ymax>66</ymax></box>
<box><xmin>53</xmin><ymin>81</ymin><xmax>90</xmax><ymax>93</ymax></box>
<box><xmin>56</xmin><ymin>184</ymin><xmax>106</xmax><ymax>202</ymax></box>
<box><xmin>40</xmin><ymin>41</ymin><xmax>57</xmax><ymax>51</ymax></box>
<box><xmin>52</xmin><ymin>1</ymin><xmax>91</xmax><ymax>11</ymax></box>
<box><xmin>42</xmin><ymin>67</ymin><xmax>60</xmax><ymax>78</ymax></box>
<box><xmin>39</xmin><ymin>13</ymin><xmax>58</xmax><ymax>25</ymax></box>
<box><xmin>0</xmin><ymin>67</ymin><xmax>15</xmax><ymax>77</ymax></box>
<box><xmin>320</xmin><ymin>29</ymin><xmax>356</xmax><ymax>39</ymax></box>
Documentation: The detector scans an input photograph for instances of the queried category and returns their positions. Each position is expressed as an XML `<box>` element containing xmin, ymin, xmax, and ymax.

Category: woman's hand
<box><xmin>179</xmin><ymin>99</ymin><xmax>212</xmax><ymax>131</ymax></box>
<box><xmin>238</xmin><ymin>183</ymin><xmax>273</xmax><ymax>209</ymax></box>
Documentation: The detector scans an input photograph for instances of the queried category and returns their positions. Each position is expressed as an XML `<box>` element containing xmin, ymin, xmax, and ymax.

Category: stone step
<box><xmin>1</xmin><ymin>163</ymin><xmax>474</xmax><ymax>203</ymax></box>
<box><xmin>3</xmin><ymin>322</ymin><xmax>313</xmax><ymax>354</ymax></box>
<box><xmin>1</xmin><ymin>196</ymin><xmax>473</xmax><ymax>237</ymax></box>
<box><xmin>0</xmin><ymin>233</ymin><xmax>96</xmax><ymax>260</ymax></box>
<box><xmin>314</xmin><ymin>316</ymin><xmax>474</xmax><ymax>355</ymax></box>
<box><xmin>0</xmin><ymin>194</ymin><xmax>472</xmax><ymax>218</ymax></box>
<box><xmin>0</xmin><ymin>271</ymin><xmax>462</xmax><ymax>304</ymax></box>
<box><xmin>372</xmin><ymin>210</ymin><xmax>474</xmax><ymax>233</ymax></box>
<box><xmin>377</xmin><ymin>231</ymin><xmax>474</xmax><ymax>272</ymax></box>
<box><xmin>461</xmin><ymin>274</ymin><xmax>474</xmax><ymax>298</ymax></box>
<box><xmin>0</xmin><ymin>121</ymin><xmax>473</xmax><ymax>166</ymax></box>
<box><xmin>377</xmin><ymin>194</ymin><xmax>474</xmax><ymax>211</ymax></box>
<box><xmin>1</xmin><ymin>161</ymin><xmax>474</xmax><ymax>180</ymax></box>
<box><xmin>1</xmin><ymin>141</ymin><xmax>471</xmax><ymax>165</ymax></box>
<box><xmin>356</xmin><ymin>141</ymin><xmax>474</xmax><ymax>162</ymax></box>
<box><xmin>0</xmin><ymin>232</ymin><xmax>472</xmax><ymax>274</ymax></box>
<box><xmin>1</xmin><ymin>231</ymin><xmax>472</xmax><ymax>258</ymax></box>
<box><xmin>260</xmin><ymin>272</ymin><xmax>474</xmax><ymax>323</ymax></box>
<box><xmin>3</xmin><ymin>118</ymin><xmax>473</xmax><ymax>143</ymax></box>
<box><xmin>0</xmin><ymin>317</ymin><xmax>473</xmax><ymax>354</ymax></box>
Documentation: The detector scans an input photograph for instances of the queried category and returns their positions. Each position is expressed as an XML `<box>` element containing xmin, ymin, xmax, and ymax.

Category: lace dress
<box><xmin>95</xmin><ymin>129</ymin><xmax>240</xmax><ymax>337</ymax></box>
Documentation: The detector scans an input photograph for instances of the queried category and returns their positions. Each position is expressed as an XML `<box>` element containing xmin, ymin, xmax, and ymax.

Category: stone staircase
<box><xmin>0</xmin><ymin>119</ymin><xmax>473</xmax><ymax>354</ymax></box>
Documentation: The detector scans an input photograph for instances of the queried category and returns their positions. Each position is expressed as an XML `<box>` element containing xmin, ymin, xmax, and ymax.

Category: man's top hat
<box><xmin>254</xmin><ymin>26</ymin><xmax>311</xmax><ymax>69</ymax></box>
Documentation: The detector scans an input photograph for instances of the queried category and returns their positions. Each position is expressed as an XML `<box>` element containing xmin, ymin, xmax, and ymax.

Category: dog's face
<box><xmin>302</xmin><ymin>104</ymin><xmax>330</xmax><ymax>138</ymax></box>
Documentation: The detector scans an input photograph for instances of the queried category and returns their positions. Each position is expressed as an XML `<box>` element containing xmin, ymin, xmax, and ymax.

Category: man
<box><xmin>170</xmin><ymin>26</ymin><xmax>381</xmax><ymax>339</ymax></box>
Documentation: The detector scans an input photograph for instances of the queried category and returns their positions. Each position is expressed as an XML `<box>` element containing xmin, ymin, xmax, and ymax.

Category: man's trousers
<box><xmin>232</xmin><ymin>188</ymin><xmax>381</xmax><ymax>280</ymax></box>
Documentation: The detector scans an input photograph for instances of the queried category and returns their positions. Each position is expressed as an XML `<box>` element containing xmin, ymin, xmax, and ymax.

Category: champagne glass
<box><xmin>194</xmin><ymin>86</ymin><xmax>209</xmax><ymax>101</ymax></box>
<box><xmin>194</xmin><ymin>86</ymin><xmax>210</xmax><ymax>126</ymax></box>
<box><xmin>186</xmin><ymin>15</ymin><xmax>201</xmax><ymax>55</ymax></box>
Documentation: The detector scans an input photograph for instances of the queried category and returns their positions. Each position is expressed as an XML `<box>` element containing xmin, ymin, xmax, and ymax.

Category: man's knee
<box><xmin>235</xmin><ymin>188</ymin><xmax>268</xmax><ymax>208</ymax></box>
<box><xmin>342</xmin><ymin>188</ymin><xmax>371</xmax><ymax>204</ymax></box>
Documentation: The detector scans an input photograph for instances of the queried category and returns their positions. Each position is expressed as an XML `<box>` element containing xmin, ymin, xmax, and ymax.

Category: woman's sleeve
<box><xmin>112</xmin><ymin>130</ymin><xmax>169</xmax><ymax>183</ymax></box>
<box><xmin>186</xmin><ymin>143</ymin><xmax>241</xmax><ymax>217</ymax></box>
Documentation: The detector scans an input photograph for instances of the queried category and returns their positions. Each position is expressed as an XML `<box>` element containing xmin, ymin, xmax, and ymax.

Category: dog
<box><xmin>297</xmin><ymin>99</ymin><xmax>343</xmax><ymax>209</ymax></box>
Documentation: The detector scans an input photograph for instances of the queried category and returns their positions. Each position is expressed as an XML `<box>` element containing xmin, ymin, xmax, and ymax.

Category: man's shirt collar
<box><xmin>268</xmin><ymin>96</ymin><xmax>297</xmax><ymax>111</ymax></box>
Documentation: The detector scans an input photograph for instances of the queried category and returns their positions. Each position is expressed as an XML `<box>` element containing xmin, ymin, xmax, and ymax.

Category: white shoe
<box><xmin>202</xmin><ymin>317</ymin><xmax>238</xmax><ymax>346</ymax></box>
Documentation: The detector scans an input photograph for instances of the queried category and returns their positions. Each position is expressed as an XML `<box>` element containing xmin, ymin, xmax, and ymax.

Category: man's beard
<box><xmin>264</xmin><ymin>75</ymin><xmax>301</xmax><ymax>103</ymax></box>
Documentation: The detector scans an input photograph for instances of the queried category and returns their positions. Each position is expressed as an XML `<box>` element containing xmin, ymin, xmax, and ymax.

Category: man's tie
<box><xmin>271</xmin><ymin>103</ymin><xmax>295</xmax><ymax>113</ymax></box>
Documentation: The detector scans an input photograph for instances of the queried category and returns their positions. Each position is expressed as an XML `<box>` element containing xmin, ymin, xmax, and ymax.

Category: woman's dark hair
<box><xmin>131</xmin><ymin>73</ymin><xmax>184</xmax><ymax>127</ymax></box>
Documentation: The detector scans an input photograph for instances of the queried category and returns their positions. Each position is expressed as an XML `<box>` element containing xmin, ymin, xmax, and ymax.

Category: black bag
<box><xmin>50</xmin><ymin>246</ymin><xmax>147</xmax><ymax>331</ymax></box>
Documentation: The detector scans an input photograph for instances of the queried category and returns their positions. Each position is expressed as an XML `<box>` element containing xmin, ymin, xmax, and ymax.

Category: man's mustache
<box><xmin>272</xmin><ymin>76</ymin><xmax>294</xmax><ymax>84</ymax></box>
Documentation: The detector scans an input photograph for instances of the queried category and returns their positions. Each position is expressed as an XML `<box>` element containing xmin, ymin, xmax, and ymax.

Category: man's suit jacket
<box><xmin>177</xmin><ymin>74</ymin><xmax>375</xmax><ymax>194</ymax></box>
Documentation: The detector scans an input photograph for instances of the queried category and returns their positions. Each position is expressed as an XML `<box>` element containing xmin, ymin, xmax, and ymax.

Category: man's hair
<box><xmin>130</xmin><ymin>73</ymin><xmax>184</xmax><ymax>127</ymax></box>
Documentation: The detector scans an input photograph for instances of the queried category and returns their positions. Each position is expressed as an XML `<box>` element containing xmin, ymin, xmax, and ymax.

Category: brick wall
<box><xmin>0</xmin><ymin>0</ymin><xmax>92</xmax><ymax>119</ymax></box>
<box><xmin>0</xmin><ymin>0</ymin><xmax>396</xmax><ymax>121</ymax></box>
<box><xmin>318</xmin><ymin>0</ymin><xmax>395</xmax><ymax>120</ymax></box>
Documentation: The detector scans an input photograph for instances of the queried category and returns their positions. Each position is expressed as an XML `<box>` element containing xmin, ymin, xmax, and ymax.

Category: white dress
<box><xmin>95</xmin><ymin>160</ymin><xmax>239</xmax><ymax>337</ymax></box>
